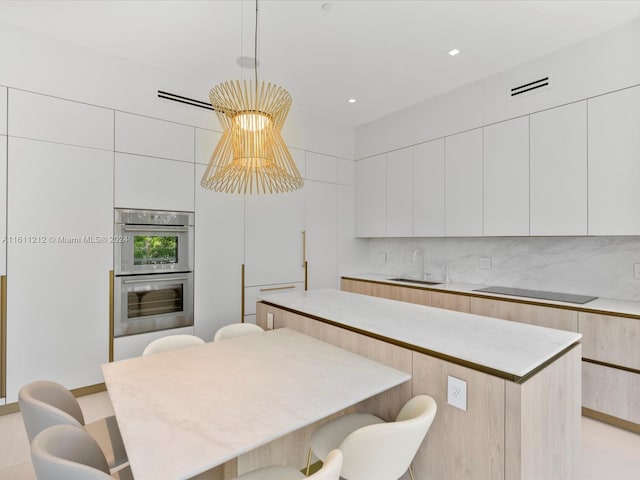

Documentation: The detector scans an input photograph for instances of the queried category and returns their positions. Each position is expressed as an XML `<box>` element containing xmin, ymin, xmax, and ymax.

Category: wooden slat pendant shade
<box><xmin>201</xmin><ymin>80</ymin><xmax>304</xmax><ymax>194</ymax></box>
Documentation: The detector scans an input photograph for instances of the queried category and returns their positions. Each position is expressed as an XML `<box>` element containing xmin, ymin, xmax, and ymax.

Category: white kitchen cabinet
<box><xmin>0</xmin><ymin>86</ymin><xmax>7</xmax><ymax>134</ymax></box>
<box><xmin>413</xmin><ymin>139</ymin><xmax>445</xmax><ymax>237</ymax></box>
<box><xmin>193</xmin><ymin>164</ymin><xmax>244</xmax><ymax>341</ymax></box>
<box><xmin>355</xmin><ymin>154</ymin><xmax>386</xmax><ymax>237</ymax></box>
<box><xmin>114</xmin><ymin>153</ymin><xmax>194</xmax><ymax>211</ymax></box>
<box><xmin>244</xmin><ymin>189</ymin><xmax>305</xmax><ymax>287</ymax></box>
<box><xmin>6</xmin><ymin>138</ymin><xmax>113</xmax><ymax>403</ymax></box>
<box><xmin>8</xmin><ymin>89</ymin><xmax>113</xmax><ymax>150</ymax></box>
<box><xmin>588</xmin><ymin>85</ymin><xmax>640</xmax><ymax>235</ymax></box>
<box><xmin>386</xmin><ymin>147</ymin><xmax>413</xmax><ymax>237</ymax></box>
<box><xmin>306</xmin><ymin>152</ymin><xmax>338</xmax><ymax>183</ymax></box>
<box><xmin>530</xmin><ymin>101</ymin><xmax>587</xmax><ymax>235</ymax></box>
<box><xmin>305</xmin><ymin>180</ymin><xmax>338</xmax><ymax>289</ymax></box>
<box><xmin>113</xmin><ymin>326</ymin><xmax>195</xmax><ymax>361</ymax></box>
<box><xmin>115</xmin><ymin>111</ymin><xmax>194</xmax><ymax>163</ymax></box>
<box><xmin>0</xmin><ymin>136</ymin><xmax>6</xmax><ymax>275</ymax></box>
<box><xmin>445</xmin><ymin>128</ymin><xmax>483</xmax><ymax>236</ymax></box>
<box><xmin>483</xmin><ymin>116</ymin><xmax>529</xmax><ymax>236</ymax></box>
<box><xmin>243</xmin><ymin>282</ymin><xmax>305</xmax><ymax>321</ymax></box>
<box><xmin>194</xmin><ymin>128</ymin><xmax>222</xmax><ymax>166</ymax></box>
<box><xmin>338</xmin><ymin>159</ymin><xmax>355</xmax><ymax>186</ymax></box>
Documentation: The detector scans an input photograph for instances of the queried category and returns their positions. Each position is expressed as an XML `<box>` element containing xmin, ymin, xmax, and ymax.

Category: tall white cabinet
<box><xmin>445</xmin><ymin>129</ymin><xmax>483</xmax><ymax>236</ymax></box>
<box><xmin>386</xmin><ymin>147</ymin><xmax>413</xmax><ymax>237</ymax></box>
<box><xmin>6</xmin><ymin>91</ymin><xmax>113</xmax><ymax>402</ymax></box>
<box><xmin>588</xmin><ymin>85</ymin><xmax>640</xmax><ymax>235</ymax></box>
<box><xmin>530</xmin><ymin>101</ymin><xmax>587</xmax><ymax>236</ymax></box>
<box><xmin>413</xmin><ymin>139</ymin><xmax>445</xmax><ymax>237</ymax></box>
<box><xmin>355</xmin><ymin>154</ymin><xmax>386</xmax><ymax>237</ymax></box>
<box><xmin>483</xmin><ymin>116</ymin><xmax>529</xmax><ymax>236</ymax></box>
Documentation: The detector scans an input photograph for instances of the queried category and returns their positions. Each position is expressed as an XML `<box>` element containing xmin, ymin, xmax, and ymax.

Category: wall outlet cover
<box><xmin>447</xmin><ymin>375</ymin><xmax>467</xmax><ymax>411</ymax></box>
<box><xmin>266</xmin><ymin>312</ymin><xmax>274</xmax><ymax>330</ymax></box>
<box><xmin>478</xmin><ymin>257</ymin><xmax>492</xmax><ymax>270</ymax></box>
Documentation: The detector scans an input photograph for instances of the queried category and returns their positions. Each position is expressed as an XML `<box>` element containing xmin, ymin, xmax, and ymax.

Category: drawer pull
<box><xmin>260</xmin><ymin>285</ymin><xmax>296</xmax><ymax>292</ymax></box>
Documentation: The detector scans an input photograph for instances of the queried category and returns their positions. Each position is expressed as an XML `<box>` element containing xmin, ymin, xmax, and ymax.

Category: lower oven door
<box><xmin>114</xmin><ymin>272</ymin><xmax>194</xmax><ymax>337</ymax></box>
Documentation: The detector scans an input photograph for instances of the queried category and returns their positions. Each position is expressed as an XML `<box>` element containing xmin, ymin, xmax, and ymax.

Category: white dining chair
<box><xmin>141</xmin><ymin>334</ymin><xmax>205</xmax><ymax>355</ymax></box>
<box><xmin>31</xmin><ymin>424</ymin><xmax>133</xmax><ymax>480</ymax></box>
<box><xmin>18</xmin><ymin>381</ymin><xmax>129</xmax><ymax>473</ymax></box>
<box><xmin>306</xmin><ymin>395</ymin><xmax>437</xmax><ymax>480</ymax></box>
<box><xmin>236</xmin><ymin>448</ymin><xmax>342</xmax><ymax>480</ymax></box>
<box><xmin>213</xmin><ymin>322</ymin><xmax>264</xmax><ymax>341</ymax></box>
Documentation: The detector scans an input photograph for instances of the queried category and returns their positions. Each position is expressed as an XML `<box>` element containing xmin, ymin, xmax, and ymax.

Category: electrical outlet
<box><xmin>375</xmin><ymin>252</ymin><xmax>387</xmax><ymax>264</ymax></box>
<box><xmin>634</xmin><ymin>263</ymin><xmax>640</xmax><ymax>280</ymax></box>
<box><xmin>478</xmin><ymin>257</ymin><xmax>492</xmax><ymax>270</ymax></box>
<box><xmin>447</xmin><ymin>375</ymin><xmax>467</xmax><ymax>411</ymax></box>
<box><xmin>266</xmin><ymin>312</ymin><xmax>274</xmax><ymax>330</ymax></box>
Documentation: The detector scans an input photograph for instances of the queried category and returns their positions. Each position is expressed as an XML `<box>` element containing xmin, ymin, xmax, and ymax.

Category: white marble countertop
<box><xmin>101</xmin><ymin>328</ymin><xmax>410</xmax><ymax>480</ymax></box>
<box><xmin>343</xmin><ymin>273</ymin><xmax>640</xmax><ymax>318</ymax></box>
<box><xmin>259</xmin><ymin>289</ymin><xmax>582</xmax><ymax>380</ymax></box>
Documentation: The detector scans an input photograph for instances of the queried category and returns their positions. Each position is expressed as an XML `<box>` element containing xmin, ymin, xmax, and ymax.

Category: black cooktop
<box><xmin>473</xmin><ymin>286</ymin><xmax>597</xmax><ymax>304</ymax></box>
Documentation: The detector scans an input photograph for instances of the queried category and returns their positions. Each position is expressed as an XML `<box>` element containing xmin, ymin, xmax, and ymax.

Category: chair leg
<box><xmin>305</xmin><ymin>448</ymin><xmax>313</xmax><ymax>476</ymax></box>
<box><xmin>408</xmin><ymin>465</ymin><xmax>416</xmax><ymax>480</ymax></box>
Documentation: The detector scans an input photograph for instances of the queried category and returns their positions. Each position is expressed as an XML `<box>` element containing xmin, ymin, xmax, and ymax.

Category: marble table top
<box><xmin>259</xmin><ymin>289</ymin><xmax>582</xmax><ymax>380</ymax></box>
<box><xmin>101</xmin><ymin>328</ymin><xmax>410</xmax><ymax>480</ymax></box>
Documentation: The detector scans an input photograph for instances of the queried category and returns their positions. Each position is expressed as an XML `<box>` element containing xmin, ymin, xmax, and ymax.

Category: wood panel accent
<box><xmin>411</xmin><ymin>352</ymin><xmax>505</xmax><ymax>480</ymax></box>
<box><xmin>430</xmin><ymin>290</ymin><xmax>470</xmax><ymax>312</ymax></box>
<box><xmin>469</xmin><ymin>296</ymin><xmax>578</xmax><ymax>332</ymax></box>
<box><xmin>341</xmin><ymin>277</ymin><xmax>427</xmax><ymax>304</ymax></box>
<box><xmin>505</xmin><ymin>345</ymin><xmax>581</xmax><ymax>480</ymax></box>
<box><xmin>579</xmin><ymin>312</ymin><xmax>640</xmax><ymax>370</ymax></box>
<box><xmin>582</xmin><ymin>361</ymin><xmax>640</xmax><ymax>425</ymax></box>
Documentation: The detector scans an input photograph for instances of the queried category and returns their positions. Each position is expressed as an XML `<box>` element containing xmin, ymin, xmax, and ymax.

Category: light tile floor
<box><xmin>0</xmin><ymin>392</ymin><xmax>639</xmax><ymax>479</ymax></box>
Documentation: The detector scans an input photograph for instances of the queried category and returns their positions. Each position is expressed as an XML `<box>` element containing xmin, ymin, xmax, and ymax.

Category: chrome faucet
<box><xmin>411</xmin><ymin>248</ymin><xmax>425</xmax><ymax>280</ymax></box>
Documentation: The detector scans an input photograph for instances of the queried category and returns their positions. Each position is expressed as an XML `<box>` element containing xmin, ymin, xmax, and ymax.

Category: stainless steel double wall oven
<box><xmin>114</xmin><ymin>209</ymin><xmax>194</xmax><ymax>337</ymax></box>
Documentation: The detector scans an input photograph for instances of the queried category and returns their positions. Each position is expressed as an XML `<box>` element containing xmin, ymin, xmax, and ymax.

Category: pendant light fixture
<box><xmin>201</xmin><ymin>0</ymin><xmax>303</xmax><ymax>194</ymax></box>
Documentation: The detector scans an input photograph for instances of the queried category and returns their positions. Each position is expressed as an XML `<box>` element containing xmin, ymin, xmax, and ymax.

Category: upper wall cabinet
<box><xmin>115</xmin><ymin>153</ymin><xmax>194</xmax><ymax>211</ymax></box>
<box><xmin>194</xmin><ymin>128</ymin><xmax>222</xmax><ymax>166</ymax></box>
<box><xmin>8</xmin><ymin>89</ymin><xmax>113</xmax><ymax>150</ymax></box>
<box><xmin>445</xmin><ymin>129</ymin><xmax>483</xmax><ymax>236</ymax></box>
<box><xmin>413</xmin><ymin>139</ymin><xmax>445</xmax><ymax>237</ymax></box>
<box><xmin>386</xmin><ymin>147</ymin><xmax>413</xmax><ymax>237</ymax></box>
<box><xmin>0</xmin><ymin>86</ymin><xmax>7</xmax><ymax>134</ymax></box>
<box><xmin>530</xmin><ymin>101</ymin><xmax>587</xmax><ymax>235</ymax></box>
<box><xmin>588</xmin><ymin>85</ymin><xmax>640</xmax><ymax>235</ymax></box>
<box><xmin>356</xmin><ymin>154</ymin><xmax>386</xmax><ymax>237</ymax></box>
<box><xmin>338</xmin><ymin>159</ymin><xmax>355</xmax><ymax>186</ymax></box>
<box><xmin>306</xmin><ymin>152</ymin><xmax>338</xmax><ymax>183</ymax></box>
<box><xmin>115</xmin><ymin>112</ymin><xmax>194</xmax><ymax>163</ymax></box>
<box><xmin>0</xmin><ymin>136</ymin><xmax>6</xmax><ymax>275</ymax></box>
<box><xmin>483</xmin><ymin>116</ymin><xmax>529</xmax><ymax>236</ymax></box>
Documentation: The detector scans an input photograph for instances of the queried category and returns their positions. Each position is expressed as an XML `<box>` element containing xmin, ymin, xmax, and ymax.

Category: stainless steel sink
<box><xmin>388</xmin><ymin>277</ymin><xmax>442</xmax><ymax>286</ymax></box>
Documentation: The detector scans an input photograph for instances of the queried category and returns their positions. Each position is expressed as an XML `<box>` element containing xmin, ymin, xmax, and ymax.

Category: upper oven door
<box><xmin>115</xmin><ymin>224</ymin><xmax>193</xmax><ymax>275</ymax></box>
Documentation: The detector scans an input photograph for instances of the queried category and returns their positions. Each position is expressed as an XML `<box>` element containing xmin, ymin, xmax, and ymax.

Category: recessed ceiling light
<box><xmin>448</xmin><ymin>49</ymin><xmax>460</xmax><ymax>56</ymax></box>
<box><xmin>347</xmin><ymin>98</ymin><xmax>357</xmax><ymax>104</ymax></box>
<box><xmin>321</xmin><ymin>3</ymin><xmax>333</xmax><ymax>12</ymax></box>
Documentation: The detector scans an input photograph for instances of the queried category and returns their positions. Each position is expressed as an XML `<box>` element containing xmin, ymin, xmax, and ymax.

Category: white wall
<box><xmin>355</xmin><ymin>17</ymin><xmax>640</xmax><ymax>159</ymax></box>
<box><xmin>0</xmin><ymin>21</ymin><xmax>355</xmax><ymax>160</ymax></box>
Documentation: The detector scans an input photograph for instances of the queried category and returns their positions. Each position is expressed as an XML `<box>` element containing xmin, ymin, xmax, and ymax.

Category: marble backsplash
<box><xmin>367</xmin><ymin>236</ymin><xmax>640</xmax><ymax>302</ymax></box>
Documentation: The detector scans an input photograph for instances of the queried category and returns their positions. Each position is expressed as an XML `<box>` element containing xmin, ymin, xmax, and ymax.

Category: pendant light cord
<box><xmin>254</xmin><ymin>0</ymin><xmax>259</xmax><ymax>89</ymax></box>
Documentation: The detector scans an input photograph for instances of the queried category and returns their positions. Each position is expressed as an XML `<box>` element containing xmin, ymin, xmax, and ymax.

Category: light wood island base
<box><xmin>253</xmin><ymin>299</ymin><xmax>581</xmax><ymax>480</ymax></box>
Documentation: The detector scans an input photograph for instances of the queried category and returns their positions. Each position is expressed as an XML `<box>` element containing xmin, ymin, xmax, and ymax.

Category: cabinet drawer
<box><xmin>115</xmin><ymin>111</ymin><xmax>194</xmax><ymax>162</ymax></box>
<box><xmin>579</xmin><ymin>312</ymin><xmax>640</xmax><ymax>370</ymax></box>
<box><xmin>244</xmin><ymin>283</ymin><xmax>305</xmax><ymax>316</ymax></box>
<box><xmin>431</xmin><ymin>291</ymin><xmax>470</xmax><ymax>313</ymax></box>
<box><xmin>469</xmin><ymin>297</ymin><xmax>578</xmax><ymax>332</ymax></box>
<box><xmin>9</xmin><ymin>89</ymin><xmax>113</xmax><ymax>150</ymax></box>
<box><xmin>0</xmin><ymin>86</ymin><xmax>6</xmax><ymax>135</ymax></box>
<box><xmin>583</xmin><ymin>361</ymin><xmax>640</xmax><ymax>424</ymax></box>
<box><xmin>113</xmin><ymin>326</ymin><xmax>195</xmax><ymax>361</ymax></box>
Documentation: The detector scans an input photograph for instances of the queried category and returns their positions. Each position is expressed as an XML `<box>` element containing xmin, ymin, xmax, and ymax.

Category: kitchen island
<box><xmin>256</xmin><ymin>289</ymin><xmax>582</xmax><ymax>480</ymax></box>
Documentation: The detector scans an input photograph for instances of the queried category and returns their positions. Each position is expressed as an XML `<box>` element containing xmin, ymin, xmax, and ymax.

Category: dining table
<box><xmin>101</xmin><ymin>327</ymin><xmax>411</xmax><ymax>480</ymax></box>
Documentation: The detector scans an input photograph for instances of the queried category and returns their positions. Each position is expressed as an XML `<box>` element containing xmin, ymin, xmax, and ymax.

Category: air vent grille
<box><xmin>510</xmin><ymin>76</ymin><xmax>552</xmax><ymax>98</ymax></box>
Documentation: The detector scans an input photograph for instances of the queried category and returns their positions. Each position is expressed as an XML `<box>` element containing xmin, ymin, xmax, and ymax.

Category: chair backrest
<box><xmin>310</xmin><ymin>449</ymin><xmax>343</xmax><ymax>480</ymax></box>
<box><xmin>213</xmin><ymin>323</ymin><xmax>264</xmax><ymax>341</ymax></box>
<box><xmin>142</xmin><ymin>334</ymin><xmax>205</xmax><ymax>356</ymax></box>
<box><xmin>338</xmin><ymin>395</ymin><xmax>437</xmax><ymax>480</ymax></box>
<box><xmin>18</xmin><ymin>381</ymin><xmax>85</xmax><ymax>443</ymax></box>
<box><xmin>31</xmin><ymin>424</ymin><xmax>113</xmax><ymax>480</ymax></box>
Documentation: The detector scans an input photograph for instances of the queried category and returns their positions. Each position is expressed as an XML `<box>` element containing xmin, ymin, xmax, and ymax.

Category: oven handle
<box><xmin>123</xmin><ymin>276</ymin><xmax>191</xmax><ymax>284</ymax></box>
<box><xmin>121</xmin><ymin>225</ymin><xmax>189</xmax><ymax>233</ymax></box>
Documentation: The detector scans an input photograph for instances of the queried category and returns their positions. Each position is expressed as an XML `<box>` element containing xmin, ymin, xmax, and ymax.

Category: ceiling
<box><xmin>1</xmin><ymin>0</ymin><xmax>640</xmax><ymax>127</ymax></box>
